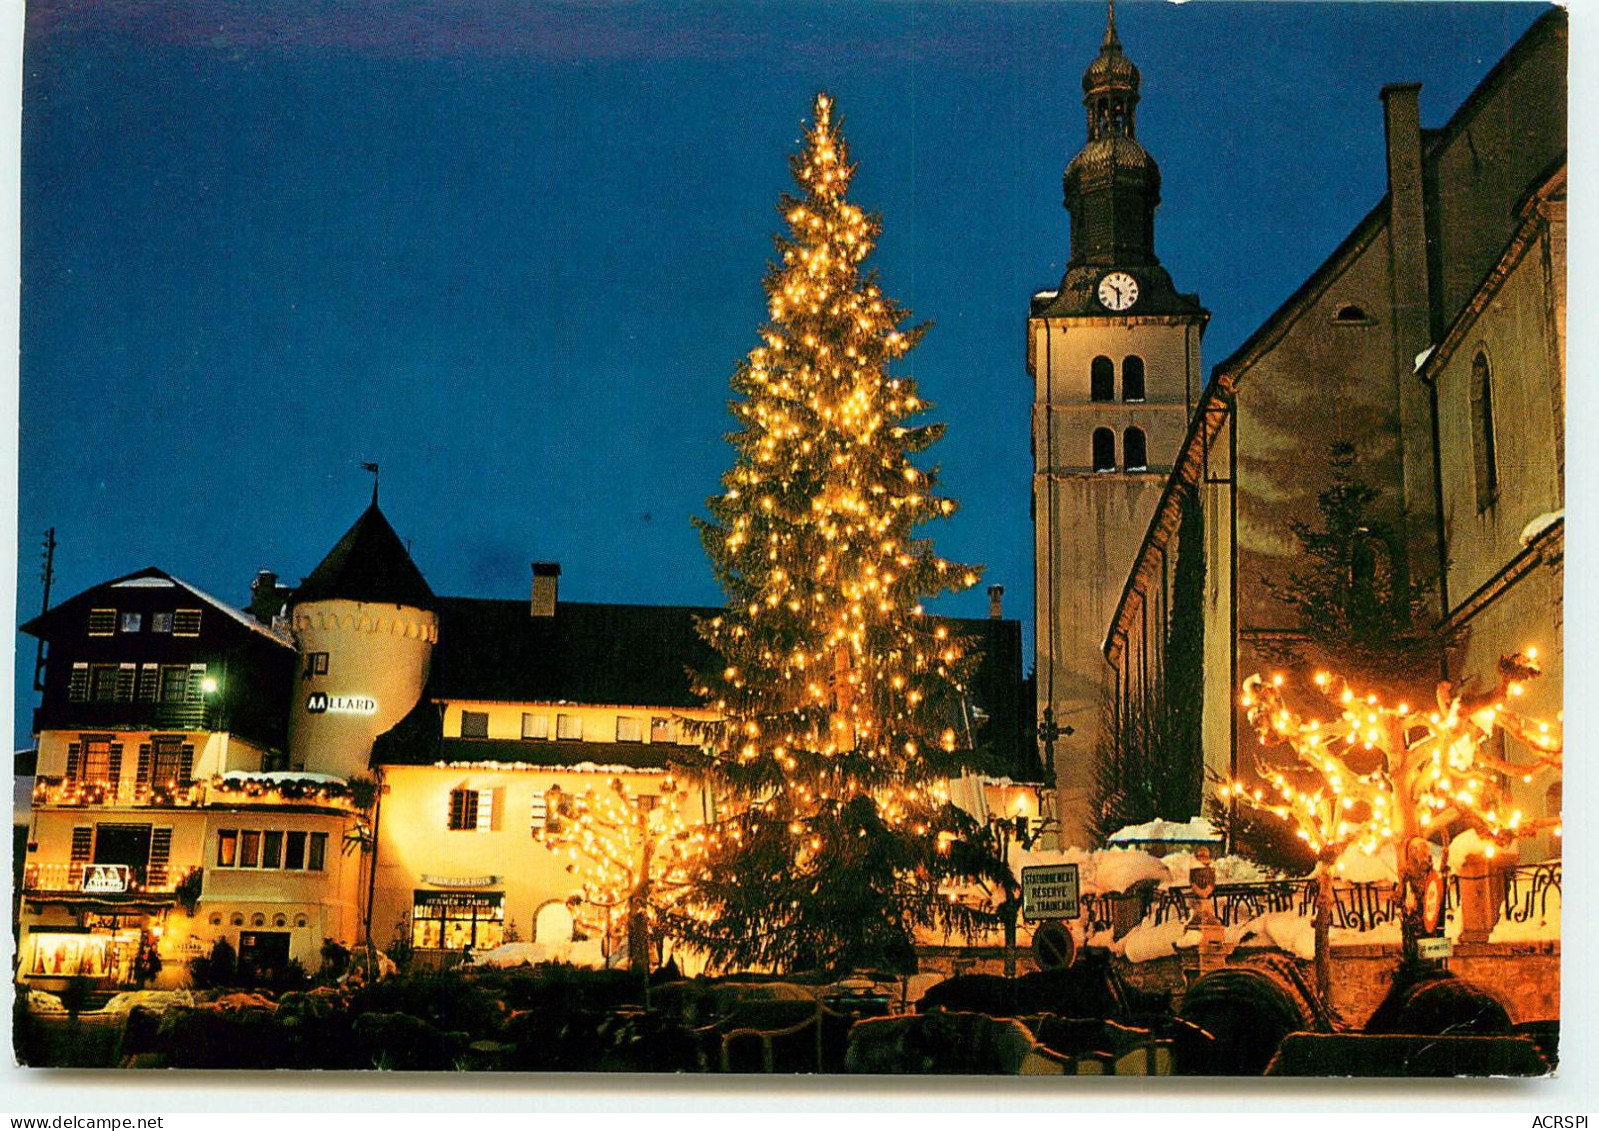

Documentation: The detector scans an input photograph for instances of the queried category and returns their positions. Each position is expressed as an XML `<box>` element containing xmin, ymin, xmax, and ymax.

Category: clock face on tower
<box><xmin>1097</xmin><ymin>272</ymin><xmax>1139</xmax><ymax>312</ymax></box>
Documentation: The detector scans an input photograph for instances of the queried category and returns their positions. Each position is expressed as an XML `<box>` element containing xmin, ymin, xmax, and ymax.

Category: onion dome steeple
<box><xmin>1033</xmin><ymin>1</ymin><xmax>1204</xmax><ymax>319</ymax></box>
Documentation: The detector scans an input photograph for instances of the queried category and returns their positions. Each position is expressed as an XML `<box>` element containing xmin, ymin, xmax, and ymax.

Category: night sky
<box><xmin>14</xmin><ymin>1</ymin><xmax>1549</xmax><ymax>749</ymax></box>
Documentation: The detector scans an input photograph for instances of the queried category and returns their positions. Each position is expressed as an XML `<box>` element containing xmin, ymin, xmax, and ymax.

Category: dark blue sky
<box><xmin>15</xmin><ymin>1</ymin><xmax>1548</xmax><ymax>747</ymax></box>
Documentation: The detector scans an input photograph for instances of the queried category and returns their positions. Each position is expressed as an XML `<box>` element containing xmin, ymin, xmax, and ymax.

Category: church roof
<box><xmin>292</xmin><ymin>503</ymin><xmax>435</xmax><ymax>610</ymax></box>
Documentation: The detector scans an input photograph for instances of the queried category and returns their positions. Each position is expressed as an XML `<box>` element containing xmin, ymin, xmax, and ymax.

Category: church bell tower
<box><xmin>1030</xmin><ymin>2</ymin><xmax>1207</xmax><ymax>847</ymax></box>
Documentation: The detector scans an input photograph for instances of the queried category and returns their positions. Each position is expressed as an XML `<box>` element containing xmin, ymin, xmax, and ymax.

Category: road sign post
<box><xmin>1021</xmin><ymin>863</ymin><xmax>1080</xmax><ymax>921</ymax></box>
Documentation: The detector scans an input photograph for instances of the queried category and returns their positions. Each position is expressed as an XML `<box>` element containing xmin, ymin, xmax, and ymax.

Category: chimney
<box><xmin>531</xmin><ymin>562</ymin><xmax>561</xmax><ymax>617</ymax></box>
<box><xmin>988</xmin><ymin>584</ymin><xmax>1004</xmax><ymax>620</ymax></box>
<box><xmin>249</xmin><ymin>570</ymin><xmax>281</xmax><ymax>625</ymax></box>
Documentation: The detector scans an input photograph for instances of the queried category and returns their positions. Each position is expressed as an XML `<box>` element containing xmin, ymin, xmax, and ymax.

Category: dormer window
<box><xmin>1333</xmin><ymin>304</ymin><xmax>1373</xmax><ymax>325</ymax></box>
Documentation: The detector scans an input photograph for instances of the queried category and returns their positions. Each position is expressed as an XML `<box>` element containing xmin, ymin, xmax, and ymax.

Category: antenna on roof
<box><xmin>360</xmin><ymin>461</ymin><xmax>380</xmax><ymax>505</ymax></box>
<box><xmin>34</xmin><ymin>527</ymin><xmax>55</xmax><ymax>692</ymax></box>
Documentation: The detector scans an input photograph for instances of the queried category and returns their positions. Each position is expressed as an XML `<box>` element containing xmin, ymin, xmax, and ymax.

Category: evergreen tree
<box><xmin>667</xmin><ymin>94</ymin><xmax>1011</xmax><ymax>974</ymax></box>
<box><xmin>1262</xmin><ymin>442</ymin><xmax>1441</xmax><ymax>697</ymax></box>
<box><xmin>1090</xmin><ymin>484</ymin><xmax>1205</xmax><ymax>843</ymax></box>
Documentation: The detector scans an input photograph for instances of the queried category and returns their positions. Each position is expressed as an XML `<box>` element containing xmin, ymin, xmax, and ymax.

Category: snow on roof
<box><xmin>1033</xmin><ymin>289</ymin><xmax>1060</xmax><ymax>301</ymax></box>
<box><xmin>434</xmin><ymin>760</ymin><xmax>670</xmax><ymax>775</ymax></box>
<box><xmin>1520</xmin><ymin>510</ymin><xmax>1563</xmax><ymax>547</ymax></box>
<box><xmin>111</xmin><ymin>576</ymin><xmax>177</xmax><ymax>588</ymax></box>
<box><xmin>1106</xmin><ymin>817</ymin><xmax>1222</xmax><ymax>844</ymax></box>
<box><xmin>218</xmin><ymin>770</ymin><xmax>348</xmax><ymax>786</ymax></box>
<box><xmin>171</xmin><ymin>575</ymin><xmax>293</xmax><ymax>644</ymax></box>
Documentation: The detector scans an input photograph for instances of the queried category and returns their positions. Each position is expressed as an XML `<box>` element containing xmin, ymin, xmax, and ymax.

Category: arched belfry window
<box><xmin>1123</xmin><ymin>427</ymin><xmax>1148</xmax><ymax>471</ymax></box>
<box><xmin>1091</xmin><ymin>356</ymin><xmax>1114</xmax><ymax>402</ymax></box>
<box><xmin>1092</xmin><ymin>428</ymin><xmax>1116</xmax><ymax>472</ymax></box>
<box><xmin>1122</xmin><ymin>356</ymin><xmax>1146</xmax><ymax>402</ymax></box>
<box><xmin>1350</xmin><ymin>531</ymin><xmax>1394</xmax><ymax>613</ymax></box>
<box><xmin>1471</xmin><ymin>350</ymin><xmax>1499</xmax><ymax>510</ymax></box>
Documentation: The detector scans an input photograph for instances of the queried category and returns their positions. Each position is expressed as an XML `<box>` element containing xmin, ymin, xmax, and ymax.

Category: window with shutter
<box><xmin>150</xmin><ymin>737</ymin><xmax>186</xmax><ymax>787</ymax></box>
<box><xmin>147</xmin><ymin>828</ymin><xmax>173</xmax><ymax>888</ymax></box>
<box><xmin>136</xmin><ymin>744</ymin><xmax>153</xmax><ymax>788</ymax></box>
<box><xmin>65</xmin><ymin>742</ymin><xmax>81</xmax><ymax>781</ymax></box>
<box><xmin>115</xmin><ymin>664</ymin><xmax>137</xmax><ymax>702</ymax></box>
<box><xmin>616</xmin><ymin>716</ymin><xmax>645</xmax><ymax>743</ymax></box>
<box><xmin>79</xmin><ymin>737</ymin><xmax>113</xmax><ymax>783</ymax></box>
<box><xmin>69</xmin><ymin>827</ymin><xmax>93</xmax><ymax>887</ymax></box>
<box><xmin>179</xmin><ymin>744</ymin><xmax>195</xmax><ymax>785</ymax></box>
<box><xmin>107</xmin><ymin>743</ymin><xmax>123</xmax><ymax>786</ymax></box>
<box><xmin>90</xmin><ymin>665</ymin><xmax>120</xmax><ymax>702</ymax></box>
<box><xmin>136</xmin><ymin>664</ymin><xmax>160</xmax><ymax>702</ymax></box>
<box><xmin>159</xmin><ymin>666</ymin><xmax>190</xmax><ymax>703</ymax></box>
<box><xmin>477</xmin><ymin>789</ymin><xmax>494</xmax><ymax>832</ymax></box>
<box><xmin>530</xmin><ymin>793</ymin><xmax>549</xmax><ymax>833</ymax></box>
<box><xmin>68</xmin><ymin>664</ymin><xmax>90</xmax><ymax>702</ymax></box>
<box><xmin>448</xmin><ymin>788</ymin><xmax>480</xmax><ymax>830</ymax></box>
<box><xmin>186</xmin><ymin>664</ymin><xmax>208</xmax><ymax>702</ymax></box>
<box><xmin>556</xmin><ymin>714</ymin><xmax>583</xmax><ymax>741</ymax></box>
<box><xmin>521</xmin><ymin>713</ymin><xmax>549</xmax><ymax>740</ymax></box>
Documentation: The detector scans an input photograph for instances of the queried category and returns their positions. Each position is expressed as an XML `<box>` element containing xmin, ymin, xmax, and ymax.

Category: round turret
<box><xmin>286</xmin><ymin>502</ymin><xmax>438</xmax><ymax>780</ymax></box>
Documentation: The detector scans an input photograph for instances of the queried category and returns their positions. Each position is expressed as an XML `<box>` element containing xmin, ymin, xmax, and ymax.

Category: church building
<box><xmin>1030</xmin><ymin>5</ymin><xmax>1206</xmax><ymax>847</ymax></box>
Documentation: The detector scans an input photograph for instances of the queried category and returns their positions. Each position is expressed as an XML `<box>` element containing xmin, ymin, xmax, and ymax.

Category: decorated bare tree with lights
<box><xmin>537</xmin><ymin>778</ymin><xmax>702</xmax><ymax>972</ymax></box>
<box><xmin>666</xmin><ymin>93</ymin><xmax>1012</xmax><ymax>974</ymax></box>
<box><xmin>1225</xmin><ymin>652</ymin><xmax>1562</xmax><ymax>992</ymax></box>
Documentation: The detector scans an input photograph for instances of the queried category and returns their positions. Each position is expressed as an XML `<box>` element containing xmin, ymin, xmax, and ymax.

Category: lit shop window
<box><xmin>460</xmin><ymin>711</ymin><xmax>489</xmax><ymax>739</ymax></box>
<box><xmin>556</xmin><ymin>714</ymin><xmax>583</xmax><ymax>741</ymax></box>
<box><xmin>616</xmin><ymin>716</ymin><xmax>645</xmax><ymax>743</ymax></box>
<box><xmin>521</xmin><ymin>713</ymin><xmax>549</xmax><ymax>740</ymax></box>
<box><xmin>411</xmin><ymin>891</ymin><xmax>504</xmax><ymax>951</ymax></box>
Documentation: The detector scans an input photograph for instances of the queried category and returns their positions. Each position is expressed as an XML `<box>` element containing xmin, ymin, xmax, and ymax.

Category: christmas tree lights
<box><xmin>1224</xmin><ymin>650</ymin><xmax>1561</xmax><ymax>971</ymax></box>
<box><xmin>665</xmin><ymin>94</ymin><xmax>1010</xmax><ymax>973</ymax></box>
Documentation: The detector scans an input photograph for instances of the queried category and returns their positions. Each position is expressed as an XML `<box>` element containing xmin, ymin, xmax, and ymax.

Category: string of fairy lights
<box><xmin>1224</xmin><ymin>649</ymin><xmax>1562</xmax><ymax>870</ymax></box>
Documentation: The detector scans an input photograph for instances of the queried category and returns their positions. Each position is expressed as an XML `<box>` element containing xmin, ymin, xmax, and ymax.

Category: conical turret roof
<box><xmin>293</xmin><ymin>503</ymin><xmax>435</xmax><ymax>610</ymax></box>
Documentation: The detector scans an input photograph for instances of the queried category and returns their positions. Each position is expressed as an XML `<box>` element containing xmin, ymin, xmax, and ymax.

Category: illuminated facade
<box><xmin>17</xmin><ymin>568</ymin><xmax>365</xmax><ymax>987</ymax></box>
<box><xmin>1030</xmin><ymin>6</ymin><xmax>1206</xmax><ymax>846</ymax></box>
<box><xmin>15</xmin><ymin>499</ymin><xmax>1032</xmax><ymax>983</ymax></box>
<box><xmin>1104</xmin><ymin>10</ymin><xmax>1566</xmax><ymax>859</ymax></box>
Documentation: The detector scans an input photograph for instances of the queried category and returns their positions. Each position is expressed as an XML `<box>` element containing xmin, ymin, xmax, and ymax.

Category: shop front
<box><xmin>410</xmin><ymin>889</ymin><xmax>504</xmax><ymax>953</ymax></box>
<box><xmin>21</xmin><ymin>907</ymin><xmax>167</xmax><ymax>988</ymax></box>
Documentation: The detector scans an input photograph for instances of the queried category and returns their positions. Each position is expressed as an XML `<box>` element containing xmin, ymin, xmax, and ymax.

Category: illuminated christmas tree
<box><xmin>1224</xmin><ymin>651</ymin><xmax>1561</xmax><ymax>986</ymax></box>
<box><xmin>667</xmin><ymin>93</ymin><xmax>1010</xmax><ymax>974</ymax></box>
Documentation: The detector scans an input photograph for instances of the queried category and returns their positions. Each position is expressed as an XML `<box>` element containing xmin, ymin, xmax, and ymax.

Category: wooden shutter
<box><xmin>179</xmin><ymin>745</ymin><xmax>195</xmax><ymax>786</ymax></box>
<box><xmin>136</xmin><ymin>744</ymin><xmax>152</xmax><ymax>788</ymax></box>
<box><xmin>186</xmin><ymin>664</ymin><xmax>207</xmax><ymax>702</ymax></box>
<box><xmin>136</xmin><ymin>664</ymin><xmax>160</xmax><ymax>702</ymax></box>
<box><xmin>68</xmin><ymin>826</ymin><xmax>93</xmax><ymax>887</ymax></box>
<box><xmin>68</xmin><ymin>664</ymin><xmax>89</xmax><ymax>702</ymax></box>
<box><xmin>530</xmin><ymin>793</ymin><xmax>548</xmax><ymax>833</ymax></box>
<box><xmin>107</xmin><ymin>744</ymin><xmax>124</xmax><ymax>794</ymax></box>
<box><xmin>147</xmin><ymin>828</ymin><xmax>173</xmax><ymax>889</ymax></box>
<box><xmin>476</xmin><ymin>789</ymin><xmax>493</xmax><ymax>832</ymax></box>
<box><xmin>448</xmin><ymin>789</ymin><xmax>465</xmax><ymax>830</ymax></box>
<box><xmin>115</xmin><ymin>664</ymin><xmax>137</xmax><ymax>702</ymax></box>
<box><xmin>65</xmin><ymin>742</ymin><xmax>81</xmax><ymax>781</ymax></box>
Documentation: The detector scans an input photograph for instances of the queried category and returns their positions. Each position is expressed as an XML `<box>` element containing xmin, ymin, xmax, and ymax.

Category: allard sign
<box><xmin>80</xmin><ymin>864</ymin><xmax>131</xmax><ymax>893</ymax></box>
<box><xmin>1021</xmin><ymin>863</ymin><xmax>1080</xmax><ymax>920</ymax></box>
<box><xmin>306</xmin><ymin>692</ymin><xmax>377</xmax><ymax>715</ymax></box>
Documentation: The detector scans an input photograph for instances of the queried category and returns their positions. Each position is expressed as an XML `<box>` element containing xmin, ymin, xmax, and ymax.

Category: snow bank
<box><xmin>218</xmin><ymin>770</ymin><xmax>347</xmax><ymax>787</ymax></box>
<box><xmin>1335</xmin><ymin>842</ymin><xmax>1400</xmax><ymax>884</ymax></box>
<box><xmin>1447</xmin><ymin>829</ymin><xmax>1498</xmax><ymax>870</ymax></box>
<box><xmin>1117</xmin><ymin>918</ymin><xmax>1198</xmax><ymax>963</ymax></box>
<box><xmin>101</xmin><ymin>989</ymin><xmax>194</xmax><ymax>1014</ymax></box>
<box><xmin>1489</xmin><ymin>890</ymin><xmax>1560</xmax><ymax>944</ymax></box>
<box><xmin>1106</xmin><ymin>816</ymin><xmax>1223</xmax><ymax>846</ymax></box>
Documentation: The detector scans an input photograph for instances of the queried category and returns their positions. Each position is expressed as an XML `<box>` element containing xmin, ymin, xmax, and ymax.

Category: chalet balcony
<box><xmin>22</xmin><ymin>861</ymin><xmax>199</xmax><ymax>902</ymax></box>
<box><xmin>30</xmin><ymin>774</ymin><xmax>360</xmax><ymax>813</ymax></box>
